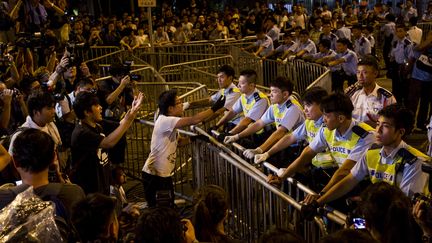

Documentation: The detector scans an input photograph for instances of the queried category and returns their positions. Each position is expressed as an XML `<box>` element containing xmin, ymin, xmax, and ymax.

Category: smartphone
<box><xmin>15</xmin><ymin>180</ymin><xmax>22</xmax><ymax>186</ymax></box>
<box><xmin>353</xmin><ymin>217</ymin><xmax>366</xmax><ymax>229</ymax></box>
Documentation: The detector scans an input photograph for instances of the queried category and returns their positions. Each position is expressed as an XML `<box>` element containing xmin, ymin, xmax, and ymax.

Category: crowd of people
<box><xmin>0</xmin><ymin>0</ymin><xmax>430</xmax><ymax>242</ymax></box>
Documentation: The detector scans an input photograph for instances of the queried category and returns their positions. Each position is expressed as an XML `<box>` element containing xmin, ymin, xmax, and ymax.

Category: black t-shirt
<box><xmin>98</xmin><ymin>78</ymin><xmax>133</xmax><ymax>121</ymax></box>
<box><xmin>70</xmin><ymin>122</ymin><xmax>110</xmax><ymax>195</ymax></box>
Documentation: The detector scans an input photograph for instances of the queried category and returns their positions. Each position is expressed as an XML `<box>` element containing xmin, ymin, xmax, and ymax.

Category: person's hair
<box><xmin>259</xmin><ymin>226</ymin><xmax>306</xmax><ymax>243</ymax></box>
<box><xmin>358</xmin><ymin>55</ymin><xmax>379</xmax><ymax>71</ymax></box>
<box><xmin>134</xmin><ymin>207</ymin><xmax>184</xmax><ymax>243</ymax></box>
<box><xmin>19</xmin><ymin>75</ymin><xmax>39</xmax><ymax>95</ymax></box>
<box><xmin>269</xmin><ymin>76</ymin><xmax>294</xmax><ymax>94</ymax></box>
<box><xmin>377</xmin><ymin>104</ymin><xmax>414</xmax><ymax>137</ymax></box>
<box><xmin>71</xmin><ymin>193</ymin><xmax>117</xmax><ymax>242</ymax></box>
<box><xmin>385</xmin><ymin>13</ymin><xmax>396</xmax><ymax>22</ymax></box>
<box><xmin>111</xmin><ymin>166</ymin><xmax>125</xmax><ymax>185</ymax></box>
<box><xmin>320</xmin><ymin>93</ymin><xmax>354</xmax><ymax>119</ymax></box>
<box><xmin>299</xmin><ymin>29</ymin><xmax>309</xmax><ymax>36</ymax></box>
<box><xmin>27</xmin><ymin>91</ymin><xmax>55</xmax><ymax>119</ymax></box>
<box><xmin>217</xmin><ymin>65</ymin><xmax>235</xmax><ymax>78</ymax></box>
<box><xmin>409</xmin><ymin>16</ymin><xmax>418</xmax><ymax>26</ymax></box>
<box><xmin>336</xmin><ymin>38</ymin><xmax>351</xmax><ymax>46</ymax></box>
<box><xmin>322</xmin><ymin>20</ymin><xmax>331</xmax><ymax>26</ymax></box>
<box><xmin>302</xmin><ymin>87</ymin><xmax>328</xmax><ymax>105</ymax></box>
<box><xmin>158</xmin><ymin>90</ymin><xmax>177</xmax><ymax>116</ymax></box>
<box><xmin>319</xmin><ymin>229</ymin><xmax>379</xmax><ymax>243</ymax></box>
<box><xmin>239</xmin><ymin>69</ymin><xmax>258</xmax><ymax>84</ymax></box>
<box><xmin>73</xmin><ymin>92</ymin><xmax>100</xmax><ymax>119</ymax></box>
<box><xmin>193</xmin><ymin>185</ymin><xmax>229</xmax><ymax>242</ymax></box>
<box><xmin>359</xmin><ymin>182</ymin><xmax>423</xmax><ymax>243</ymax></box>
<box><xmin>396</xmin><ymin>23</ymin><xmax>409</xmax><ymax>31</ymax></box>
<box><xmin>319</xmin><ymin>39</ymin><xmax>331</xmax><ymax>50</ymax></box>
<box><xmin>255</xmin><ymin>28</ymin><xmax>266</xmax><ymax>35</ymax></box>
<box><xmin>12</xmin><ymin>128</ymin><xmax>55</xmax><ymax>173</ymax></box>
<box><xmin>75</xmin><ymin>77</ymin><xmax>95</xmax><ymax>90</ymax></box>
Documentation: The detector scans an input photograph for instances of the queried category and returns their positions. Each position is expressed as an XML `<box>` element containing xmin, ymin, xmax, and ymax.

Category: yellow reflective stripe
<box><xmin>366</xmin><ymin>149</ymin><xmax>398</xmax><ymax>185</ymax></box>
<box><xmin>241</xmin><ymin>91</ymin><xmax>268</xmax><ymax>135</ymax></box>
<box><xmin>305</xmin><ymin>119</ymin><xmax>336</xmax><ymax>168</ymax></box>
<box><xmin>323</xmin><ymin>127</ymin><xmax>362</xmax><ymax>167</ymax></box>
<box><xmin>273</xmin><ymin>104</ymin><xmax>285</xmax><ymax>127</ymax></box>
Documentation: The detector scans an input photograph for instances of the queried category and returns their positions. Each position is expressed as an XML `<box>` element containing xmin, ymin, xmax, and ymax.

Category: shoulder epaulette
<box><xmin>253</xmin><ymin>92</ymin><xmax>262</xmax><ymax>102</ymax></box>
<box><xmin>368</xmin><ymin>143</ymin><xmax>382</xmax><ymax>150</ymax></box>
<box><xmin>285</xmin><ymin>99</ymin><xmax>293</xmax><ymax>109</ymax></box>
<box><xmin>352</xmin><ymin>124</ymin><xmax>370</xmax><ymax>138</ymax></box>
<box><xmin>377</xmin><ymin>87</ymin><xmax>393</xmax><ymax>98</ymax></box>
<box><xmin>396</xmin><ymin>147</ymin><xmax>417</xmax><ymax>165</ymax></box>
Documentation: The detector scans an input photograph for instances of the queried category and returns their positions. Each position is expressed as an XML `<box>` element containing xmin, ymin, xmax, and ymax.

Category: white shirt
<box><xmin>351</xmin><ymin>84</ymin><xmax>397</xmax><ymax>124</ymax></box>
<box><xmin>407</xmin><ymin>26</ymin><xmax>423</xmax><ymax>46</ymax></box>
<box><xmin>142</xmin><ymin>114</ymin><xmax>181</xmax><ymax>177</ymax></box>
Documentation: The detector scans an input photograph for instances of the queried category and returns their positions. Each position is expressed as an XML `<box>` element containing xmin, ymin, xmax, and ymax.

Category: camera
<box><xmin>109</xmin><ymin>61</ymin><xmax>142</xmax><ymax>81</ymax></box>
<box><xmin>15</xmin><ymin>32</ymin><xmax>56</xmax><ymax>49</ymax></box>
<box><xmin>66</xmin><ymin>42</ymin><xmax>85</xmax><ymax>68</ymax></box>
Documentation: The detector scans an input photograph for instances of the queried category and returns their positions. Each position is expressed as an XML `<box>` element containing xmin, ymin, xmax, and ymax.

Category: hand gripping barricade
<box><xmin>191</xmin><ymin>126</ymin><xmax>347</xmax><ymax>242</ymax></box>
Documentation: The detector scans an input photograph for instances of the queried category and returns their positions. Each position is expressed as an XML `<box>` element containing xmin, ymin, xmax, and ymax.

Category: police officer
<box><xmin>216</xmin><ymin>69</ymin><xmax>269</xmax><ymax>142</ymax></box>
<box><xmin>326</xmin><ymin>38</ymin><xmax>359</xmax><ymax>92</ymax></box>
<box><xmin>280</xmin><ymin>29</ymin><xmax>317</xmax><ymax>60</ymax></box>
<box><xmin>352</xmin><ymin>24</ymin><xmax>371</xmax><ymax>59</ymax></box>
<box><xmin>261</xmin><ymin>33</ymin><xmax>296</xmax><ymax>60</ymax></box>
<box><xmin>306</xmin><ymin>39</ymin><xmax>337</xmax><ymax>64</ymax></box>
<box><xmin>242</xmin><ymin>29</ymin><xmax>274</xmax><ymax>57</ymax></box>
<box><xmin>186</xmin><ymin>65</ymin><xmax>240</xmax><ymax>130</ymax></box>
<box><xmin>312</xmin><ymin>105</ymin><xmax>429</xmax><ymax>207</ymax></box>
<box><xmin>256</xmin><ymin>87</ymin><xmax>337</xmax><ymax>191</ymax></box>
<box><xmin>347</xmin><ymin>55</ymin><xmax>396</xmax><ymax>127</ymax></box>
<box><xmin>319</xmin><ymin>21</ymin><xmax>338</xmax><ymax>51</ymax></box>
<box><xmin>388</xmin><ymin>24</ymin><xmax>414</xmax><ymax>106</ymax></box>
<box><xmin>268</xmin><ymin>93</ymin><xmax>375</xmax><ymax>198</ymax></box>
<box><xmin>230</xmin><ymin>77</ymin><xmax>304</xmax><ymax>168</ymax></box>
<box><xmin>363</xmin><ymin>26</ymin><xmax>376</xmax><ymax>56</ymax></box>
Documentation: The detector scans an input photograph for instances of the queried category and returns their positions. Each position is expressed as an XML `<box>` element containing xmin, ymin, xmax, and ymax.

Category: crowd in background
<box><xmin>0</xmin><ymin>0</ymin><xmax>430</xmax><ymax>242</ymax></box>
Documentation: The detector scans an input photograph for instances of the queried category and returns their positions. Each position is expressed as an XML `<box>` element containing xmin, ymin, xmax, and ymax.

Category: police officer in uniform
<box><xmin>346</xmin><ymin>55</ymin><xmax>396</xmax><ymax>127</ymax></box>
<box><xmin>227</xmin><ymin>77</ymin><xmax>304</xmax><ymax>168</ymax></box>
<box><xmin>388</xmin><ymin>24</ymin><xmax>414</xmax><ymax>106</ymax></box>
<box><xmin>319</xmin><ymin>21</ymin><xmax>338</xmax><ymax>51</ymax></box>
<box><xmin>311</xmin><ymin>105</ymin><xmax>429</xmax><ymax>207</ymax></box>
<box><xmin>326</xmin><ymin>38</ymin><xmax>359</xmax><ymax>92</ymax></box>
<box><xmin>268</xmin><ymin>93</ymin><xmax>375</xmax><ymax>198</ymax></box>
<box><xmin>216</xmin><ymin>69</ymin><xmax>269</xmax><ymax>145</ymax></box>
<box><xmin>186</xmin><ymin>65</ymin><xmax>240</xmax><ymax>130</ymax></box>
<box><xmin>257</xmin><ymin>87</ymin><xmax>337</xmax><ymax>191</ymax></box>
<box><xmin>352</xmin><ymin>24</ymin><xmax>371</xmax><ymax>60</ymax></box>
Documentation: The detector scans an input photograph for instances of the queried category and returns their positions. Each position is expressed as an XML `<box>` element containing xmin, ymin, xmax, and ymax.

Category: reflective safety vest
<box><xmin>323</xmin><ymin>122</ymin><xmax>374</xmax><ymax>167</ymax></box>
<box><xmin>365</xmin><ymin>145</ymin><xmax>430</xmax><ymax>186</ymax></box>
<box><xmin>220</xmin><ymin>87</ymin><xmax>240</xmax><ymax>96</ymax></box>
<box><xmin>240</xmin><ymin>91</ymin><xmax>269</xmax><ymax>134</ymax></box>
<box><xmin>273</xmin><ymin>97</ymin><xmax>303</xmax><ymax>128</ymax></box>
<box><xmin>305</xmin><ymin>119</ymin><xmax>336</xmax><ymax>168</ymax></box>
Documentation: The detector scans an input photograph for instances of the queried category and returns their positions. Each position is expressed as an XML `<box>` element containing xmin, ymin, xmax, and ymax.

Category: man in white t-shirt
<box><xmin>142</xmin><ymin>90</ymin><xmax>225</xmax><ymax>207</ymax></box>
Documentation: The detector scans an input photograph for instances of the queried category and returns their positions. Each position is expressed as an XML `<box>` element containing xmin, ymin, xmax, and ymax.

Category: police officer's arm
<box><xmin>254</xmin><ymin>46</ymin><xmax>265</xmax><ymax>56</ymax></box>
<box><xmin>227</xmin><ymin>117</ymin><xmax>252</xmax><ymax>134</ymax></box>
<box><xmin>259</xmin><ymin>126</ymin><xmax>288</xmax><ymax>151</ymax></box>
<box><xmin>100</xmin><ymin>93</ymin><xmax>144</xmax><ymax>149</ymax></box>
<box><xmin>321</xmin><ymin>159</ymin><xmax>357</xmax><ymax>193</ymax></box>
<box><xmin>327</xmin><ymin>57</ymin><xmax>345</xmax><ymax>67</ymax></box>
<box><xmin>278</xmin><ymin>146</ymin><xmax>318</xmax><ymax>180</ymax></box>
<box><xmin>295</xmin><ymin>49</ymin><xmax>308</xmax><ymax>58</ymax></box>
<box><xmin>265</xmin><ymin>133</ymin><xmax>297</xmax><ymax>157</ymax></box>
<box><xmin>215</xmin><ymin>109</ymin><xmax>237</xmax><ymax>127</ymax></box>
<box><xmin>105</xmin><ymin>76</ymin><xmax>130</xmax><ymax>105</ymax></box>
<box><xmin>176</xmin><ymin>98</ymin><xmax>225</xmax><ymax>129</ymax></box>
<box><xmin>236</xmin><ymin>119</ymin><xmax>266</xmax><ymax>138</ymax></box>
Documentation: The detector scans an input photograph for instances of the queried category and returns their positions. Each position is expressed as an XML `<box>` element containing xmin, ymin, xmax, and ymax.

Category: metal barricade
<box><xmin>158</xmin><ymin>55</ymin><xmax>234</xmax><ymax>84</ymax></box>
<box><xmin>230</xmin><ymin>46</ymin><xmax>265</xmax><ymax>86</ymax></box>
<box><xmin>291</xmin><ymin>59</ymin><xmax>329</xmax><ymax>95</ymax></box>
<box><xmin>192</xmin><ymin>127</ymin><xmax>346</xmax><ymax>242</ymax></box>
<box><xmin>134</xmin><ymin>51</ymin><xmax>223</xmax><ymax>70</ymax></box>
<box><xmin>124</xmin><ymin>82</ymin><xmax>209</xmax><ymax>181</ymax></box>
<box><xmin>306</xmin><ymin>69</ymin><xmax>332</xmax><ymax>93</ymax></box>
<box><xmin>418</xmin><ymin>22</ymin><xmax>432</xmax><ymax>41</ymax></box>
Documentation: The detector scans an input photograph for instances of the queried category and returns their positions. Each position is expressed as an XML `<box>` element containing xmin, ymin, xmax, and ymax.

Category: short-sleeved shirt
<box><xmin>275</xmin><ymin>41</ymin><xmax>295</xmax><ymax>53</ymax></box>
<box><xmin>309</xmin><ymin>120</ymin><xmax>375</xmax><ymax>167</ymax></box>
<box><xmin>211</xmin><ymin>83</ymin><xmax>241</xmax><ymax>124</ymax></box>
<box><xmin>380</xmin><ymin>22</ymin><xmax>395</xmax><ymax>38</ymax></box>
<box><xmin>71</xmin><ymin>122</ymin><xmax>110</xmax><ymax>195</ymax></box>
<box><xmin>143</xmin><ymin>115</ymin><xmax>181</xmax><ymax>177</ymax></box>
<box><xmin>354</xmin><ymin>36</ymin><xmax>372</xmax><ymax>58</ymax></box>
<box><xmin>311</xmin><ymin>50</ymin><xmax>337</xmax><ymax>60</ymax></box>
<box><xmin>293</xmin><ymin>39</ymin><xmax>317</xmax><ymax>55</ymax></box>
<box><xmin>292</xmin><ymin>117</ymin><xmax>324</xmax><ymax>142</ymax></box>
<box><xmin>319</xmin><ymin>33</ymin><xmax>338</xmax><ymax>50</ymax></box>
<box><xmin>334</xmin><ymin>49</ymin><xmax>358</xmax><ymax>76</ymax></box>
<box><xmin>266</xmin><ymin>25</ymin><xmax>280</xmax><ymax>42</ymax></box>
<box><xmin>351</xmin><ymin>141</ymin><xmax>428</xmax><ymax>197</ymax></box>
<box><xmin>335</xmin><ymin>26</ymin><xmax>351</xmax><ymax>40</ymax></box>
<box><xmin>232</xmin><ymin>89</ymin><xmax>269</xmax><ymax>122</ymax></box>
<box><xmin>254</xmin><ymin>35</ymin><xmax>274</xmax><ymax>57</ymax></box>
<box><xmin>260</xmin><ymin>96</ymin><xmax>305</xmax><ymax>131</ymax></box>
<box><xmin>350</xmin><ymin>84</ymin><xmax>397</xmax><ymax>124</ymax></box>
<box><xmin>411</xmin><ymin>48</ymin><xmax>432</xmax><ymax>82</ymax></box>
<box><xmin>390</xmin><ymin>38</ymin><xmax>414</xmax><ymax>64</ymax></box>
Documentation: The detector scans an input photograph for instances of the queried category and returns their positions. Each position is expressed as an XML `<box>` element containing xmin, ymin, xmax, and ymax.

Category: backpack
<box><xmin>0</xmin><ymin>127</ymin><xmax>29</xmax><ymax>184</ymax></box>
<box><xmin>10</xmin><ymin>184</ymin><xmax>79</xmax><ymax>242</ymax></box>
